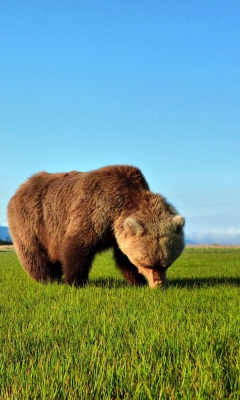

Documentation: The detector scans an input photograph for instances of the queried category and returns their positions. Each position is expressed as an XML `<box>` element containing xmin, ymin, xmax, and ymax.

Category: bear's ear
<box><xmin>172</xmin><ymin>215</ymin><xmax>185</xmax><ymax>232</ymax></box>
<box><xmin>123</xmin><ymin>217</ymin><xmax>144</xmax><ymax>236</ymax></box>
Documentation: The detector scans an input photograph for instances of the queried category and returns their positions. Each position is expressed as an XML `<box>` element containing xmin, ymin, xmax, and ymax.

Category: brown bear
<box><xmin>7</xmin><ymin>165</ymin><xmax>185</xmax><ymax>288</ymax></box>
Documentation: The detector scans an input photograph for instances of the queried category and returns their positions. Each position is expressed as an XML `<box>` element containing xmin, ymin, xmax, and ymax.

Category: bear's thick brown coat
<box><xmin>7</xmin><ymin>165</ymin><xmax>185</xmax><ymax>288</ymax></box>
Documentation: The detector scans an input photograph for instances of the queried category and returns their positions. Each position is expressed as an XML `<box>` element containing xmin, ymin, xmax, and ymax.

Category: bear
<box><xmin>7</xmin><ymin>165</ymin><xmax>185</xmax><ymax>288</ymax></box>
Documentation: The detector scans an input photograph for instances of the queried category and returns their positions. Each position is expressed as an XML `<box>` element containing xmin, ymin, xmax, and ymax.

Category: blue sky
<box><xmin>1</xmin><ymin>1</ymin><xmax>240</xmax><ymax>244</ymax></box>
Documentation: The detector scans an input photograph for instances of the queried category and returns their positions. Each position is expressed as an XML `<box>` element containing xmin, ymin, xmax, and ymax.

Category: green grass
<box><xmin>0</xmin><ymin>248</ymin><xmax>240</xmax><ymax>399</ymax></box>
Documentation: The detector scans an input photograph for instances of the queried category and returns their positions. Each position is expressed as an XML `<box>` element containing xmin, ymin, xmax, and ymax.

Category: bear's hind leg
<box><xmin>113</xmin><ymin>247</ymin><xmax>147</xmax><ymax>286</ymax></box>
<box><xmin>15</xmin><ymin>239</ymin><xmax>62</xmax><ymax>283</ymax></box>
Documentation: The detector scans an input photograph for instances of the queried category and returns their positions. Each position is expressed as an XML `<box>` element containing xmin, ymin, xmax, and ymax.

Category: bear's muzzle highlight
<box><xmin>138</xmin><ymin>267</ymin><xmax>167</xmax><ymax>289</ymax></box>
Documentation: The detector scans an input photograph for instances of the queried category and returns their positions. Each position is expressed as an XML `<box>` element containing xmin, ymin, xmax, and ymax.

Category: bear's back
<box><xmin>79</xmin><ymin>165</ymin><xmax>149</xmax><ymax>193</ymax></box>
<box><xmin>8</xmin><ymin>165</ymin><xmax>149</xmax><ymax>229</ymax></box>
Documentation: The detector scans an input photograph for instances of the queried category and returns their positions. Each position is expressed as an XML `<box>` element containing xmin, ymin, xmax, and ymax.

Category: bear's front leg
<box><xmin>60</xmin><ymin>237</ymin><xmax>94</xmax><ymax>287</ymax></box>
<box><xmin>113</xmin><ymin>247</ymin><xmax>147</xmax><ymax>286</ymax></box>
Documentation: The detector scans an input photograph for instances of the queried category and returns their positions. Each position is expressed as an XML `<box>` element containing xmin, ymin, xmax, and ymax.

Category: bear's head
<box><xmin>115</xmin><ymin>193</ymin><xmax>185</xmax><ymax>288</ymax></box>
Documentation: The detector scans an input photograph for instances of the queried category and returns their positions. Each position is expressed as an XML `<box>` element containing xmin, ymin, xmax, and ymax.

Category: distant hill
<box><xmin>0</xmin><ymin>226</ymin><xmax>11</xmax><ymax>242</ymax></box>
<box><xmin>185</xmin><ymin>239</ymin><xmax>197</xmax><ymax>245</ymax></box>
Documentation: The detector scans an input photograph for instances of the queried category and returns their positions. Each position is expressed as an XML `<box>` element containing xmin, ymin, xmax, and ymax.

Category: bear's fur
<box><xmin>7</xmin><ymin>165</ymin><xmax>185</xmax><ymax>288</ymax></box>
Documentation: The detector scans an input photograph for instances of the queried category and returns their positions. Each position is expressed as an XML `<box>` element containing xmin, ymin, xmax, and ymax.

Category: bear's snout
<box><xmin>138</xmin><ymin>267</ymin><xmax>167</xmax><ymax>289</ymax></box>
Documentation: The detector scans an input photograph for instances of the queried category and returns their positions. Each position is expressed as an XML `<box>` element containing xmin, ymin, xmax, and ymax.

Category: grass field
<box><xmin>0</xmin><ymin>248</ymin><xmax>239</xmax><ymax>399</ymax></box>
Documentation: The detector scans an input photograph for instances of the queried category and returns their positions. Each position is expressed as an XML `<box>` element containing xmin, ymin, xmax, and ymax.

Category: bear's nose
<box><xmin>140</xmin><ymin>268</ymin><xmax>167</xmax><ymax>289</ymax></box>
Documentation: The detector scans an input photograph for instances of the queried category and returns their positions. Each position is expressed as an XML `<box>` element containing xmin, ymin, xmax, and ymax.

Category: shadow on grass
<box><xmin>89</xmin><ymin>277</ymin><xmax>131</xmax><ymax>289</ymax></box>
<box><xmin>38</xmin><ymin>276</ymin><xmax>240</xmax><ymax>289</ymax></box>
<box><xmin>89</xmin><ymin>276</ymin><xmax>240</xmax><ymax>289</ymax></box>
<box><xmin>168</xmin><ymin>277</ymin><xmax>240</xmax><ymax>288</ymax></box>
